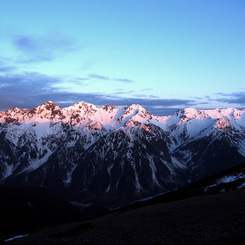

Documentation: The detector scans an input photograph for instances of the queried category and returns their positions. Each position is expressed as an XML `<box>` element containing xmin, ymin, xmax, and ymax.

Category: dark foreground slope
<box><xmin>3</xmin><ymin>163</ymin><xmax>245</xmax><ymax>244</ymax></box>
<box><xmin>0</xmin><ymin>186</ymin><xmax>86</xmax><ymax>242</ymax></box>
<box><xmin>6</xmin><ymin>189</ymin><xmax>245</xmax><ymax>245</ymax></box>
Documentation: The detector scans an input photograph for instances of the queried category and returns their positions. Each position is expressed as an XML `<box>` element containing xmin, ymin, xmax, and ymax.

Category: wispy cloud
<box><xmin>88</xmin><ymin>74</ymin><xmax>110</xmax><ymax>80</ymax></box>
<box><xmin>13</xmin><ymin>33</ymin><xmax>76</xmax><ymax>63</ymax></box>
<box><xmin>14</xmin><ymin>36</ymin><xmax>37</xmax><ymax>51</ymax></box>
<box><xmin>0</xmin><ymin>58</ymin><xmax>17</xmax><ymax>73</ymax></box>
<box><xmin>114</xmin><ymin>78</ymin><xmax>135</xmax><ymax>83</ymax></box>
<box><xmin>214</xmin><ymin>92</ymin><xmax>245</xmax><ymax>105</ymax></box>
<box><xmin>88</xmin><ymin>73</ymin><xmax>136</xmax><ymax>83</ymax></box>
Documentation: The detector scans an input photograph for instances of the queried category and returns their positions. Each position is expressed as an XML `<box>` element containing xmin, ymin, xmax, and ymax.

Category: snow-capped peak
<box><xmin>34</xmin><ymin>101</ymin><xmax>59</xmax><ymax>111</ymax></box>
<box><xmin>26</xmin><ymin>101</ymin><xmax>62</xmax><ymax>121</ymax></box>
<box><xmin>0</xmin><ymin>101</ymin><xmax>244</xmax><ymax>134</ymax></box>
<box><xmin>182</xmin><ymin>108</ymin><xmax>199</xmax><ymax>120</ymax></box>
<box><xmin>117</xmin><ymin>104</ymin><xmax>151</xmax><ymax>125</ymax></box>
<box><xmin>68</xmin><ymin>101</ymin><xmax>97</xmax><ymax>110</ymax></box>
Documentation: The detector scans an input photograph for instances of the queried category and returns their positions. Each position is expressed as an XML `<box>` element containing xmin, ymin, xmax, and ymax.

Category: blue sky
<box><xmin>0</xmin><ymin>0</ymin><xmax>245</xmax><ymax>115</ymax></box>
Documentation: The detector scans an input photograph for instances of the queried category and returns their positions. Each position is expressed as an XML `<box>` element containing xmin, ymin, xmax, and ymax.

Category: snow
<box><xmin>217</xmin><ymin>173</ymin><xmax>245</xmax><ymax>184</ymax></box>
<box><xmin>204</xmin><ymin>172</ymin><xmax>245</xmax><ymax>192</ymax></box>
<box><xmin>185</xmin><ymin>118</ymin><xmax>215</xmax><ymax>139</ymax></box>
<box><xmin>64</xmin><ymin>168</ymin><xmax>75</xmax><ymax>185</ymax></box>
<box><xmin>238</xmin><ymin>140</ymin><xmax>245</xmax><ymax>156</ymax></box>
<box><xmin>204</xmin><ymin>183</ymin><xmax>217</xmax><ymax>192</ymax></box>
<box><xmin>238</xmin><ymin>183</ymin><xmax>245</xmax><ymax>189</ymax></box>
<box><xmin>236</xmin><ymin>113</ymin><xmax>245</xmax><ymax>128</ymax></box>
<box><xmin>171</xmin><ymin>157</ymin><xmax>187</xmax><ymax>169</ymax></box>
<box><xmin>4</xmin><ymin>163</ymin><xmax>14</xmax><ymax>178</ymax></box>
<box><xmin>132</xmin><ymin>163</ymin><xmax>142</xmax><ymax>192</ymax></box>
<box><xmin>24</xmin><ymin>148</ymin><xmax>52</xmax><ymax>172</ymax></box>
<box><xmin>106</xmin><ymin>164</ymin><xmax>114</xmax><ymax>192</ymax></box>
<box><xmin>4</xmin><ymin>234</ymin><xmax>29</xmax><ymax>242</ymax></box>
<box><xmin>70</xmin><ymin>201</ymin><xmax>92</xmax><ymax>209</ymax></box>
<box><xmin>147</xmin><ymin>155</ymin><xmax>161</xmax><ymax>187</ymax></box>
<box><xmin>183</xmin><ymin>108</ymin><xmax>199</xmax><ymax>119</ymax></box>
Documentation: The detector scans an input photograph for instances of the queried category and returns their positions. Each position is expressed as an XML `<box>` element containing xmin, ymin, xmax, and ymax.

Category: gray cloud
<box><xmin>195</xmin><ymin>101</ymin><xmax>210</xmax><ymax>105</ymax></box>
<box><xmin>0</xmin><ymin>65</ymin><xmax>16</xmax><ymax>73</ymax></box>
<box><xmin>14</xmin><ymin>36</ymin><xmax>37</xmax><ymax>51</ymax></box>
<box><xmin>5</xmin><ymin>72</ymin><xmax>245</xmax><ymax>116</ymax></box>
<box><xmin>0</xmin><ymin>72</ymin><xmax>60</xmax><ymax>109</ymax></box>
<box><xmin>13</xmin><ymin>33</ymin><xmax>76</xmax><ymax>63</ymax></box>
<box><xmin>215</xmin><ymin>92</ymin><xmax>245</xmax><ymax>105</ymax></box>
<box><xmin>0</xmin><ymin>72</ymin><xmax>194</xmax><ymax>115</ymax></box>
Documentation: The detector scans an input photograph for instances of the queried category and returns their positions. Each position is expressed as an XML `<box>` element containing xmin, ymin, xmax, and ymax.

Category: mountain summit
<box><xmin>0</xmin><ymin>102</ymin><xmax>245</xmax><ymax>207</ymax></box>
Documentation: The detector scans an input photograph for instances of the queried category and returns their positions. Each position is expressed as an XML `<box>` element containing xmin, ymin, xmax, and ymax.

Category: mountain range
<box><xmin>0</xmin><ymin>101</ymin><xmax>245</xmax><ymax>207</ymax></box>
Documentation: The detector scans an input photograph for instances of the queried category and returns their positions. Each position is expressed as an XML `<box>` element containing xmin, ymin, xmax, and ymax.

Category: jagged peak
<box><xmin>125</xmin><ymin>104</ymin><xmax>150</xmax><ymax>115</ymax></box>
<box><xmin>182</xmin><ymin>108</ymin><xmax>243</xmax><ymax>120</ymax></box>
<box><xmin>179</xmin><ymin>108</ymin><xmax>200</xmax><ymax>121</ymax></box>
<box><xmin>33</xmin><ymin>101</ymin><xmax>59</xmax><ymax>110</ymax></box>
<box><xmin>12</xmin><ymin>107</ymin><xmax>21</xmax><ymax>111</ymax></box>
<box><xmin>183</xmin><ymin>108</ymin><xmax>198</xmax><ymax>115</ymax></box>
<box><xmin>6</xmin><ymin>107</ymin><xmax>21</xmax><ymax>113</ymax></box>
<box><xmin>0</xmin><ymin>100</ymin><xmax>244</xmax><ymax>127</ymax></box>
<box><xmin>201</xmin><ymin>108</ymin><xmax>244</xmax><ymax>120</ymax></box>
<box><xmin>117</xmin><ymin>104</ymin><xmax>151</xmax><ymax>124</ymax></box>
<box><xmin>24</xmin><ymin>102</ymin><xmax>62</xmax><ymax>121</ymax></box>
<box><xmin>216</xmin><ymin>118</ymin><xmax>230</xmax><ymax>130</ymax></box>
<box><xmin>127</xmin><ymin>104</ymin><xmax>142</xmax><ymax>110</ymax></box>
<box><xmin>174</xmin><ymin>109</ymin><xmax>184</xmax><ymax>116</ymax></box>
<box><xmin>68</xmin><ymin>101</ymin><xmax>98</xmax><ymax>111</ymax></box>
<box><xmin>85</xmin><ymin>121</ymin><xmax>105</xmax><ymax>131</ymax></box>
<box><xmin>220</xmin><ymin>108</ymin><xmax>238</xmax><ymax>115</ymax></box>
<box><xmin>101</xmin><ymin>104</ymin><xmax>116</xmax><ymax>112</ymax></box>
<box><xmin>41</xmin><ymin>101</ymin><xmax>57</xmax><ymax>106</ymax></box>
<box><xmin>73</xmin><ymin>101</ymin><xmax>95</xmax><ymax>107</ymax></box>
<box><xmin>46</xmin><ymin>100</ymin><xmax>55</xmax><ymax>104</ymax></box>
<box><xmin>5</xmin><ymin>107</ymin><xmax>30</xmax><ymax>118</ymax></box>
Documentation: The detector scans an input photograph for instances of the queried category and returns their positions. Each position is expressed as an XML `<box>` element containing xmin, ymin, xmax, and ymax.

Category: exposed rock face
<box><xmin>0</xmin><ymin>102</ymin><xmax>245</xmax><ymax>207</ymax></box>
